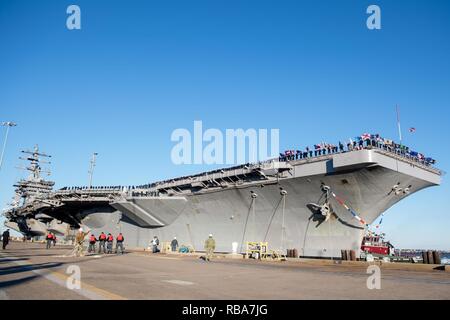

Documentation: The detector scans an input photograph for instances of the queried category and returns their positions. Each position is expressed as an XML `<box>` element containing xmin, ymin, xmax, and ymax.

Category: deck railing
<box><xmin>56</xmin><ymin>142</ymin><xmax>442</xmax><ymax>195</ymax></box>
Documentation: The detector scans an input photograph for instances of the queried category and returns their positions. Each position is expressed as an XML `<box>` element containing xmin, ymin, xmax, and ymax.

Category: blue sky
<box><xmin>0</xmin><ymin>0</ymin><xmax>449</xmax><ymax>249</ymax></box>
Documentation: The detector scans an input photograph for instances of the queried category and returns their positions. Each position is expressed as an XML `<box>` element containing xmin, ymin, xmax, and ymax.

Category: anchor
<box><xmin>307</xmin><ymin>183</ymin><xmax>335</xmax><ymax>226</ymax></box>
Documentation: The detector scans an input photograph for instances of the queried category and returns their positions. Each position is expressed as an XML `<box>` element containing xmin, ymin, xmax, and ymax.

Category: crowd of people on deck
<box><xmin>279</xmin><ymin>133</ymin><xmax>437</xmax><ymax>167</ymax></box>
<box><xmin>58</xmin><ymin>185</ymin><xmax>160</xmax><ymax>197</ymax></box>
<box><xmin>60</xmin><ymin>186</ymin><xmax>128</xmax><ymax>191</ymax></box>
<box><xmin>57</xmin><ymin>134</ymin><xmax>436</xmax><ymax>195</ymax></box>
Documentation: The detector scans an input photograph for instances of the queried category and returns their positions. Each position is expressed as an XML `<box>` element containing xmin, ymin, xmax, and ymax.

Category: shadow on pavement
<box><xmin>0</xmin><ymin>258</ymin><xmax>30</xmax><ymax>264</ymax></box>
<box><xmin>3</xmin><ymin>247</ymin><xmax>57</xmax><ymax>251</ymax></box>
<box><xmin>0</xmin><ymin>262</ymin><xmax>63</xmax><ymax>276</ymax></box>
<box><xmin>0</xmin><ymin>275</ymin><xmax>40</xmax><ymax>289</ymax></box>
<box><xmin>3</xmin><ymin>252</ymin><xmax>71</xmax><ymax>258</ymax></box>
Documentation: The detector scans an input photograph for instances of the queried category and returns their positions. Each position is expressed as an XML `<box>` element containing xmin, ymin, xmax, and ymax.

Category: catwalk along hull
<box><xmin>86</xmin><ymin>149</ymin><xmax>441</xmax><ymax>258</ymax></box>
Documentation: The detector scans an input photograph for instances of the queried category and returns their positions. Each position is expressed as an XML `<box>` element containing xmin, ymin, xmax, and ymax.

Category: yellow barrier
<box><xmin>245</xmin><ymin>242</ymin><xmax>269</xmax><ymax>259</ymax></box>
<box><xmin>245</xmin><ymin>242</ymin><xmax>287</xmax><ymax>261</ymax></box>
<box><xmin>161</xmin><ymin>242</ymin><xmax>171</xmax><ymax>254</ymax></box>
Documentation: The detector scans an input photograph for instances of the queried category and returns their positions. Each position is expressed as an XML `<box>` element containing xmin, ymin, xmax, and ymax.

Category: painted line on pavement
<box><xmin>0</xmin><ymin>252</ymin><xmax>127</xmax><ymax>300</ymax></box>
<box><xmin>163</xmin><ymin>280</ymin><xmax>195</xmax><ymax>286</ymax></box>
<box><xmin>135</xmin><ymin>253</ymin><xmax>181</xmax><ymax>260</ymax></box>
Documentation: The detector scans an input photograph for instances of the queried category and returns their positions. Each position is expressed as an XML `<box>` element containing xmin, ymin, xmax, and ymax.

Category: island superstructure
<box><xmin>3</xmin><ymin>136</ymin><xmax>442</xmax><ymax>258</ymax></box>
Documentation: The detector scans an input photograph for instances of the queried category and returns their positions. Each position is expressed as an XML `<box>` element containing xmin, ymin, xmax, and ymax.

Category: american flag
<box><xmin>285</xmin><ymin>150</ymin><xmax>294</xmax><ymax>156</ymax></box>
<box><xmin>409</xmin><ymin>127</ymin><xmax>416</xmax><ymax>133</ymax></box>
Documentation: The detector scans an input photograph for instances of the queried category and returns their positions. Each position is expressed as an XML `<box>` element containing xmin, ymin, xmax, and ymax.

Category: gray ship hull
<box><xmin>84</xmin><ymin>149</ymin><xmax>440</xmax><ymax>258</ymax></box>
<box><xmin>8</xmin><ymin>218</ymin><xmax>48</xmax><ymax>237</ymax></box>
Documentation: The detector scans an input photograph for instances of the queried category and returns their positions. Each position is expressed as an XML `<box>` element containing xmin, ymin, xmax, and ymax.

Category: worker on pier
<box><xmin>171</xmin><ymin>237</ymin><xmax>179</xmax><ymax>252</ymax></box>
<box><xmin>204</xmin><ymin>234</ymin><xmax>216</xmax><ymax>262</ymax></box>
<box><xmin>116</xmin><ymin>233</ymin><xmax>125</xmax><ymax>254</ymax></box>
<box><xmin>98</xmin><ymin>232</ymin><xmax>107</xmax><ymax>254</ymax></box>
<box><xmin>74</xmin><ymin>228</ymin><xmax>90</xmax><ymax>257</ymax></box>
<box><xmin>106</xmin><ymin>233</ymin><xmax>114</xmax><ymax>254</ymax></box>
<box><xmin>88</xmin><ymin>234</ymin><xmax>97</xmax><ymax>253</ymax></box>
<box><xmin>2</xmin><ymin>229</ymin><xmax>10</xmax><ymax>250</ymax></box>
<box><xmin>152</xmin><ymin>236</ymin><xmax>160</xmax><ymax>253</ymax></box>
<box><xmin>52</xmin><ymin>233</ymin><xmax>57</xmax><ymax>247</ymax></box>
<box><xmin>151</xmin><ymin>236</ymin><xmax>160</xmax><ymax>253</ymax></box>
<box><xmin>45</xmin><ymin>232</ymin><xmax>54</xmax><ymax>250</ymax></box>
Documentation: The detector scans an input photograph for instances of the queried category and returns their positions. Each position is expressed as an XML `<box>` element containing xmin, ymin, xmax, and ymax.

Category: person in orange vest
<box><xmin>98</xmin><ymin>232</ymin><xmax>107</xmax><ymax>254</ymax></box>
<box><xmin>106</xmin><ymin>233</ymin><xmax>114</xmax><ymax>254</ymax></box>
<box><xmin>116</xmin><ymin>233</ymin><xmax>125</xmax><ymax>255</ymax></box>
<box><xmin>88</xmin><ymin>234</ymin><xmax>97</xmax><ymax>253</ymax></box>
<box><xmin>45</xmin><ymin>232</ymin><xmax>53</xmax><ymax>250</ymax></box>
<box><xmin>52</xmin><ymin>233</ymin><xmax>57</xmax><ymax>247</ymax></box>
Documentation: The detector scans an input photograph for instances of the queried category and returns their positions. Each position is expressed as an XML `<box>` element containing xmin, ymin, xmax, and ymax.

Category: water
<box><xmin>399</xmin><ymin>251</ymin><xmax>450</xmax><ymax>264</ymax></box>
<box><xmin>441</xmin><ymin>253</ymin><xmax>450</xmax><ymax>265</ymax></box>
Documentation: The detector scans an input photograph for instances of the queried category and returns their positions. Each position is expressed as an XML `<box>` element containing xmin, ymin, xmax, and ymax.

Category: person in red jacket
<box><xmin>116</xmin><ymin>233</ymin><xmax>125</xmax><ymax>255</ymax></box>
<box><xmin>106</xmin><ymin>233</ymin><xmax>114</xmax><ymax>254</ymax></box>
<box><xmin>52</xmin><ymin>233</ymin><xmax>57</xmax><ymax>247</ymax></box>
<box><xmin>88</xmin><ymin>234</ymin><xmax>97</xmax><ymax>253</ymax></box>
<box><xmin>45</xmin><ymin>232</ymin><xmax>53</xmax><ymax>250</ymax></box>
<box><xmin>98</xmin><ymin>232</ymin><xmax>107</xmax><ymax>254</ymax></box>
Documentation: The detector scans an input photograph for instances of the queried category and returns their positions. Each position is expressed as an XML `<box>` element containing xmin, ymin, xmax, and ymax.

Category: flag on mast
<box><xmin>396</xmin><ymin>105</ymin><xmax>402</xmax><ymax>145</ymax></box>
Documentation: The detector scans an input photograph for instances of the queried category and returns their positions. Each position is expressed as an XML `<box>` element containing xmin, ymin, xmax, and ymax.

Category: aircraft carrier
<box><xmin>2</xmin><ymin>137</ymin><xmax>442</xmax><ymax>258</ymax></box>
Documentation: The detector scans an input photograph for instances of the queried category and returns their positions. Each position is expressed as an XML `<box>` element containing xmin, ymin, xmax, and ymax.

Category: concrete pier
<box><xmin>0</xmin><ymin>242</ymin><xmax>449</xmax><ymax>300</ymax></box>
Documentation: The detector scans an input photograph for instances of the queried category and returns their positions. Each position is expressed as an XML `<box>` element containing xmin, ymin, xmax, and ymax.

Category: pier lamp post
<box><xmin>240</xmin><ymin>191</ymin><xmax>259</xmax><ymax>253</ymax></box>
<box><xmin>250</xmin><ymin>191</ymin><xmax>258</xmax><ymax>241</ymax></box>
<box><xmin>280</xmin><ymin>188</ymin><xmax>288</xmax><ymax>254</ymax></box>
<box><xmin>0</xmin><ymin>122</ymin><xmax>17</xmax><ymax>171</ymax></box>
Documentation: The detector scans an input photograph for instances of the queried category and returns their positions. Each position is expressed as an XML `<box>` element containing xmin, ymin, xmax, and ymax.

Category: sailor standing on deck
<box><xmin>116</xmin><ymin>233</ymin><xmax>125</xmax><ymax>254</ymax></box>
<box><xmin>88</xmin><ymin>234</ymin><xmax>97</xmax><ymax>253</ymax></box>
<box><xmin>106</xmin><ymin>233</ymin><xmax>114</xmax><ymax>254</ymax></box>
<box><xmin>204</xmin><ymin>234</ymin><xmax>216</xmax><ymax>262</ymax></box>
<box><xmin>151</xmin><ymin>236</ymin><xmax>160</xmax><ymax>253</ymax></box>
<box><xmin>2</xmin><ymin>229</ymin><xmax>10</xmax><ymax>250</ymax></box>
<box><xmin>46</xmin><ymin>232</ymin><xmax>53</xmax><ymax>250</ymax></box>
<box><xmin>74</xmin><ymin>228</ymin><xmax>90</xmax><ymax>257</ymax></box>
<box><xmin>52</xmin><ymin>233</ymin><xmax>57</xmax><ymax>247</ymax></box>
<box><xmin>171</xmin><ymin>237</ymin><xmax>179</xmax><ymax>252</ymax></box>
<box><xmin>98</xmin><ymin>232</ymin><xmax>107</xmax><ymax>254</ymax></box>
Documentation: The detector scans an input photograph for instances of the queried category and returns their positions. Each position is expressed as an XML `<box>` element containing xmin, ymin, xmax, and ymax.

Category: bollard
<box><xmin>293</xmin><ymin>249</ymin><xmax>298</xmax><ymax>258</ymax></box>
<box><xmin>427</xmin><ymin>250</ymin><xmax>434</xmax><ymax>265</ymax></box>
<box><xmin>346</xmin><ymin>250</ymin><xmax>352</xmax><ymax>262</ymax></box>
<box><xmin>349</xmin><ymin>250</ymin><xmax>356</xmax><ymax>261</ymax></box>
<box><xmin>433</xmin><ymin>251</ymin><xmax>441</xmax><ymax>265</ymax></box>
<box><xmin>422</xmin><ymin>251</ymin><xmax>428</xmax><ymax>264</ymax></box>
<box><xmin>341</xmin><ymin>250</ymin><xmax>347</xmax><ymax>261</ymax></box>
